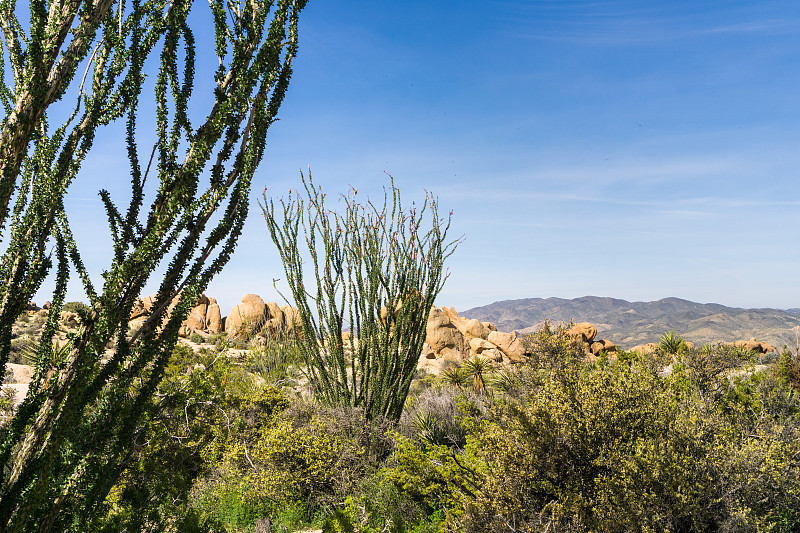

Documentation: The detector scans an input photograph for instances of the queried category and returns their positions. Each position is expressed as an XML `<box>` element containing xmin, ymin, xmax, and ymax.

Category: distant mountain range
<box><xmin>461</xmin><ymin>296</ymin><xmax>800</xmax><ymax>350</ymax></box>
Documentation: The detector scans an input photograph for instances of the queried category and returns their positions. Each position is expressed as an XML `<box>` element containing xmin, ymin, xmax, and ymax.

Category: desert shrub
<box><xmin>677</xmin><ymin>342</ymin><xmax>755</xmax><ymax>398</ymax></box>
<box><xmin>61</xmin><ymin>301</ymin><xmax>90</xmax><ymax>315</ymax></box>
<box><xmin>188</xmin><ymin>332</ymin><xmax>205</xmax><ymax>344</ymax></box>
<box><xmin>486</xmin><ymin>364</ymin><xmax>550</xmax><ymax>401</ymax></box>
<box><xmin>205</xmin><ymin>332</ymin><xmax>228</xmax><ymax>349</ymax></box>
<box><xmin>198</xmin><ymin>418</ymin><xmax>344</xmax><ymax>527</ymax></box>
<box><xmin>324</xmin><ymin>474</ymin><xmax>445</xmax><ymax>533</ymax></box>
<box><xmin>521</xmin><ymin>319</ymin><xmax>584</xmax><ymax>371</ymax></box>
<box><xmin>279</xmin><ymin>402</ymin><xmax>397</xmax><ymax>490</ymax></box>
<box><xmin>399</xmin><ymin>387</ymin><xmax>474</xmax><ymax>448</ymax></box>
<box><xmin>195</xmin><ymin>402</ymin><xmax>396</xmax><ymax>530</ymax></box>
<box><xmin>407</xmin><ymin>369</ymin><xmax>437</xmax><ymax>397</ymax></box>
<box><xmin>453</xmin><ymin>358</ymin><xmax>800</xmax><ymax>532</ymax></box>
<box><xmin>761</xmin><ymin>350</ymin><xmax>781</xmax><ymax>365</ymax></box>
<box><xmin>778</xmin><ymin>348</ymin><xmax>800</xmax><ymax>391</ymax></box>
<box><xmin>381</xmin><ymin>435</ymin><xmax>474</xmax><ymax>524</ymax></box>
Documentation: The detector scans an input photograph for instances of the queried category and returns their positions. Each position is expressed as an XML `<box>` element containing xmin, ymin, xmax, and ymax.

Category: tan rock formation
<box><xmin>566</xmin><ymin>322</ymin><xmax>597</xmax><ymax>343</ymax></box>
<box><xmin>421</xmin><ymin>342</ymin><xmax>436</xmax><ymax>359</ymax></box>
<box><xmin>425</xmin><ymin>307</ymin><xmax>466</xmax><ymax>355</ymax></box>
<box><xmin>281</xmin><ymin>305</ymin><xmax>301</xmax><ymax>335</ymax></box>
<box><xmin>726</xmin><ymin>339</ymin><xmax>775</xmax><ymax>354</ymax></box>
<box><xmin>206</xmin><ymin>302</ymin><xmax>223</xmax><ymax>334</ymax></box>
<box><xmin>59</xmin><ymin>311</ymin><xmax>80</xmax><ymax>329</ymax></box>
<box><xmin>184</xmin><ymin>300</ymin><xmax>209</xmax><ymax>332</ymax></box>
<box><xmin>462</xmin><ymin>318</ymin><xmax>491</xmax><ymax>341</ymax></box>
<box><xmin>418</xmin><ymin>306</ymin><xmax>532</xmax><ymax>372</ymax></box>
<box><xmin>487</xmin><ymin>330</ymin><xmax>527</xmax><ymax>363</ymax></box>
<box><xmin>630</xmin><ymin>343</ymin><xmax>658</xmax><ymax>355</ymax></box>
<box><xmin>266</xmin><ymin>301</ymin><xmax>284</xmax><ymax>325</ymax></box>
<box><xmin>225</xmin><ymin>294</ymin><xmax>267</xmax><ymax>337</ymax></box>
<box><xmin>438</xmin><ymin>345</ymin><xmax>465</xmax><ymax>362</ymax></box>
<box><xmin>590</xmin><ymin>339</ymin><xmax>617</xmax><ymax>355</ymax></box>
<box><xmin>469</xmin><ymin>337</ymin><xmax>495</xmax><ymax>355</ymax></box>
<box><xmin>130</xmin><ymin>295</ymin><xmax>155</xmax><ymax>319</ymax></box>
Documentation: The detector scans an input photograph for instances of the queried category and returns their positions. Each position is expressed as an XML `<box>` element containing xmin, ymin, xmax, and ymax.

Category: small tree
<box><xmin>262</xmin><ymin>173</ymin><xmax>459</xmax><ymax>422</ymax></box>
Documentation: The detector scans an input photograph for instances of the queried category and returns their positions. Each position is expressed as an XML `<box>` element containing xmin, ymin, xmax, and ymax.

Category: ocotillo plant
<box><xmin>0</xmin><ymin>0</ymin><xmax>167</xmax><ymax>391</ymax></box>
<box><xmin>263</xmin><ymin>173</ymin><xmax>460</xmax><ymax>422</ymax></box>
<box><xmin>0</xmin><ymin>0</ymin><xmax>307</xmax><ymax>530</ymax></box>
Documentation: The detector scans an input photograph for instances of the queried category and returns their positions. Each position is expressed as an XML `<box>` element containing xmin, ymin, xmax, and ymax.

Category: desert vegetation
<box><xmin>1</xmin><ymin>1</ymin><xmax>799</xmax><ymax>532</ymax></box>
<box><xmin>4</xmin><ymin>306</ymin><xmax>800</xmax><ymax>532</ymax></box>
<box><xmin>262</xmin><ymin>173</ymin><xmax>459</xmax><ymax>422</ymax></box>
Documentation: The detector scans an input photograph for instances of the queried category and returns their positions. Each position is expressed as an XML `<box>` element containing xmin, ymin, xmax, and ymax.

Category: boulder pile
<box><xmin>724</xmin><ymin>339</ymin><xmax>775</xmax><ymax>354</ymax></box>
<box><xmin>564</xmin><ymin>322</ymin><xmax>617</xmax><ymax>358</ymax></box>
<box><xmin>128</xmin><ymin>293</ymin><xmax>300</xmax><ymax>340</ymax></box>
<box><xmin>419</xmin><ymin>306</ymin><xmax>528</xmax><ymax>373</ymax></box>
<box><xmin>223</xmin><ymin>294</ymin><xmax>300</xmax><ymax>339</ymax></box>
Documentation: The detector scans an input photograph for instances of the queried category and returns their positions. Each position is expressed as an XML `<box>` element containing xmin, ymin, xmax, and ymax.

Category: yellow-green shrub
<box><xmin>454</xmin><ymin>358</ymin><xmax>800</xmax><ymax>532</ymax></box>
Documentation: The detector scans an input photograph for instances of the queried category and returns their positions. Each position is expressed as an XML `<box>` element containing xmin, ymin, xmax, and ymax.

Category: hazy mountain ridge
<box><xmin>461</xmin><ymin>296</ymin><xmax>800</xmax><ymax>349</ymax></box>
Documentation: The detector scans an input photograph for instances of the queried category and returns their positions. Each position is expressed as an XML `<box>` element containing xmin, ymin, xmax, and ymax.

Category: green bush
<box><xmin>194</xmin><ymin>402</ymin><xmax>395</xmax><ymax>531</ymax></box>
<box><xmin>778</xmin><ymin>349</ymin><xmax>800</xmax><ymax>391</ymax></box>
<box><xmin>324</xmin><ymin>475</ymin><xmax>444</xmax><ymax>533</ymax></box>
<box><xmin>452</xmin><ymin>358</ymin><xmax>800</xmax><ymax>532</ymax></box>
<box><xmin>521</xmin><ymin>319</ymin><xmax>584</xmax><ymax>372</ymax></box>
<box><xmin>61</xmin><ymin>301</ymin><xmax>90</xmax><ymax>315</ymax></box>
<box><xmin>381</xmin><ymin>436</ymin><xmax>468</xmax><ymax>521</ymax></box>
<box><xmin>90</xmin><ymin>345</ymin><xmax>288</xmax><ymax>532</ymax></box>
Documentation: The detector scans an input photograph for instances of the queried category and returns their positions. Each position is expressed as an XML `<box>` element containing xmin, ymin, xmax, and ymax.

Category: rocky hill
<box><xmin>462</xmin><ymin>296</ymin><xmax>800</xmax><ymax>350</ymax></box>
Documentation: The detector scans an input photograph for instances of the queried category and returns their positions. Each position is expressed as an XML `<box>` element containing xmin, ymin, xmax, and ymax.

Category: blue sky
<box><xmin>46</xmin><ymin>0</ymin><xmax>800</xmax><ymax>314</ymax></box>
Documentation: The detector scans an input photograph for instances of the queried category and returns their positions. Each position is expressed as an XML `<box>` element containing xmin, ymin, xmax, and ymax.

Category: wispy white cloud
<box><xmin>498</xmin><ymin>1</ymin><xmax>798</xmax><ymax>46</ymax></box>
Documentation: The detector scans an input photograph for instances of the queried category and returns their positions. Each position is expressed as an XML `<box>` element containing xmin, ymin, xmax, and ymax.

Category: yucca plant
<box><xmin>20</xmin><ymin>340</ymin><xmax>71</xmax><ymax>370</ymax></box>
<box><xmin>490</xmin><ymin>368</ymin><xmax>518</xmax><ymax>394</ymax></box>
<box><xmin>412</xmin><ymin>410</ymin><xmax>448</xmax><ymax>446</ymax></box>
<box><xmin>462</xmin><ymin>357</ymin><xmax>492</xmax><ymax>394</ymax></box>
<box><xmin>441</xmin><ymin>366</ymin><xmax>469</xmax><ymax>390</ymax></box>
<box><xmin>659</xmin><ymin>331</ymin><xmax>687</xmax><ymax>356</ymax></box>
